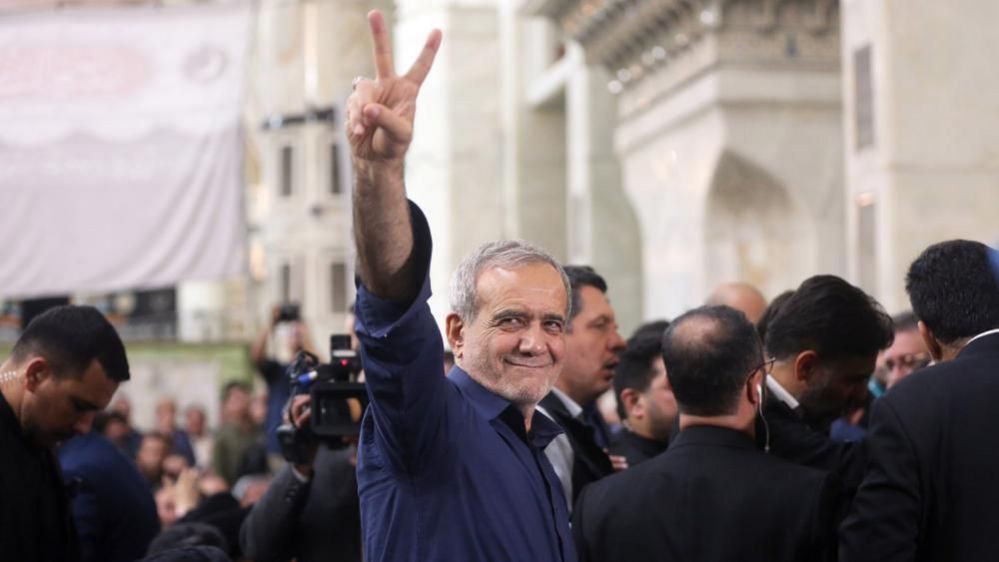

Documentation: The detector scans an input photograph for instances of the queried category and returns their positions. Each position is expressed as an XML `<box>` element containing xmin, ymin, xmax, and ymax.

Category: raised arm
<box><xmin>347</xmin><ymin>10</ymin><xmax>441</xmax><ymax>301</ymax></box>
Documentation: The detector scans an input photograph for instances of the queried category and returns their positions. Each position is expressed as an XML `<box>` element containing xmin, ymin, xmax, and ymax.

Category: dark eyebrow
<box><xmin>492</xmin><ymin>309</ymin><xmax>529</xmax><ymax>320</ymax></box>
<box><xmin>542</xmin><ymin>313</ymin><xmax>566</xmax><ymax>324</ymax></box>
<box><xmin>72</xmin><ymin>397</ymin><xmax>102</xmax><ymax>412</ymax></box>
<box><xmin>588</xmin><ymin>314</ymin><xmax>612</xmax><ymax>325</ymax></box>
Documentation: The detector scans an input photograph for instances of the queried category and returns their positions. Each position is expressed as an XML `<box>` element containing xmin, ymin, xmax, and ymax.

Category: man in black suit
<box><xmin>573</xmin><ymin>306</ymin><xmax>840</xmax><ymax>562</ymax></box>
<box><xmin>539</xmin><ymin>266</ymin><xmax>626</xmax><ymax>504</ymax></box>
<box><xmin>608</xmin><ymin>320</ymin><xmax>675</xmax><ymax>467</ymax></box>
<box><xmin>0</xmin><ymin>306</ymin><xmax>130</xmax><ymax>562</ymax></box>
<box><xmin>240</xmin><ymin>394</ymin><xmax>361</xmax><ymax>562</ymax></box>
<box><xmin>760</xmin><ymin>275</ymin><xmax>894</xmax><ymax>492</ymax></box>
<box><xmin>841</xmin><ymin>239</ymin><xmax>999</xmax><ymax>562</ymax></box>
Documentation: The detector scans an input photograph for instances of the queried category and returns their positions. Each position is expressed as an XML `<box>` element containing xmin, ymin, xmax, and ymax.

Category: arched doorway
<box><xmin>704</xmin><ymin>150</ymin><xmax>815</xmax><ymax>300</ymax></box>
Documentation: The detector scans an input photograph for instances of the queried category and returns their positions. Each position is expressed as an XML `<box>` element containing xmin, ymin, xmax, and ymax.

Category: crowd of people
<box><xmin>1</xmin><ymin>9</ymin><xmax>997</xmax><ymax>562</ymax></box>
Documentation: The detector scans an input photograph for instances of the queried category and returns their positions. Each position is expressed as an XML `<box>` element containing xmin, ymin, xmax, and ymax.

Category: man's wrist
<box><xmin>291</xmin><ymin>464</ymin><xmax>314</xmax><ymax>482</ymax></box>
<box><xmin>353</xmin><ymin>157</ymin><xmax>404</xmax><ymax>182</ymax></box>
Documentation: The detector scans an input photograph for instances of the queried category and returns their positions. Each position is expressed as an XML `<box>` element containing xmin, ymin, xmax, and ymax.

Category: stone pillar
<box><xmin>566</xmin><ymin>49</ymin><xmax>642</xmax><ymax>331</ymax></box>
<box><xmin>499</xmin><ymin>3</ymin><xmax>568</xmax><ymax>261</ymax></box>
<box><xmin>842</xmin><ymin>0</ymin><xmax>999</xmax><ymax>312</ymax></box>
<box><xmin>396</xmin><ymin>0</ymin><xmax>505</xmax><ymax>328</ymax></box>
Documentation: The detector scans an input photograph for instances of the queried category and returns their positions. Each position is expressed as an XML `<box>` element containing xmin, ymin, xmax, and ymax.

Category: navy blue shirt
<box><xmin>59</xmin><ymin>433</ymin><xmax>160</xmax><ymax>562</ymax></box>
<box><xmin>355</xmin><ymin>203</ymin><xmax>577</xmax><ymax>562</ymax></box>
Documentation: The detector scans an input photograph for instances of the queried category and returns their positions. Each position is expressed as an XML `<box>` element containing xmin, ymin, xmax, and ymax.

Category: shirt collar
<box><xmin>447</xmin><ymin>366</ymin><xmax>564</xmax><ymax>448</ymax></box>
<box><xmin>766</xmin><ymin>375</ymin><xmax>800</xmax><ymax>410</ymax></box>
<box><xmin>550</xmin><ymin>387</ymin><xmax>584</xmax><ymax>419</ymax></box>
<box><xmin>966</xmin><ymin>328</ymin><xmax>999</xmax><ymax>346</ymax></box>
<box><xmin>448</xmin><ymin>366</ymin><xmax>511</xmax><ymax>421</ymax></box>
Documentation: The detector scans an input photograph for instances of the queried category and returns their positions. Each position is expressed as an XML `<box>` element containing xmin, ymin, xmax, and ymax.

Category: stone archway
<box><xmin>704</xmin><ymin>150</ymin><xmax>815</xmax><ymax>300</ymax></box>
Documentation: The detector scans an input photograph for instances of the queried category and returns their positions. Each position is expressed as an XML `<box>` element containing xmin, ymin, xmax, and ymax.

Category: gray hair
<box><xmin>449</xmin><ymin>240</ymin><xmax>571</xmax><ymax>322</ymax></box>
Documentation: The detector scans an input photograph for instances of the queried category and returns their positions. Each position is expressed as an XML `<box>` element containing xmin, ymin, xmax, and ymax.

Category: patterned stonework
<box><xmin>529</xmin><ymin>0</ymin><xmax>838</xmax><ymax>101</ymax></box>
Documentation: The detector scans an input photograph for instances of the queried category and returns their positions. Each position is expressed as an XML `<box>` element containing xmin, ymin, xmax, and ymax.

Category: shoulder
<box><xmin>577</xmin><ymin>455</ymin><xmax>663</xmax><ymax>511</ymax></box>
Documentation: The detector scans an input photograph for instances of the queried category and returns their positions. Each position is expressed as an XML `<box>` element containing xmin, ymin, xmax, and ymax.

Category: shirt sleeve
<box><xmin>839</xmin><ymin>398</ymin><xmax>922</xmax><ymax>562</ymax></box>
<box><xmin>354</xmin><ymin>201</ymin><xmax>449</xmax><ymax>474</ymax></box>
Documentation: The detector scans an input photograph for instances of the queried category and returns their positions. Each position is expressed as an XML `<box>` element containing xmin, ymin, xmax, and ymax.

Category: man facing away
<box><xmin>0</xmin><ymin>305</ymin><xmax>130</xmax><ymax>561</ymax></box>
<box><xmin>572</xmin><ymin>306</ymin><xmax>840</xmax><ymax>562</ymax></box>
<box><xmin>841</xmin><ymin>239</ymin><xmax>999</xmax><ymax>562</ymax></box>
<box><xmin>346</xmin><ymin>10</ymin><xmax>575</xmax><ymax>562</ymax></box>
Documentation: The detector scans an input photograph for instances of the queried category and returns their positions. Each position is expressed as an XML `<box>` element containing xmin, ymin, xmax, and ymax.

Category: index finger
<box><xmin>368</xmin><ymin>10</ymin><xmax>394</xmax><ymax>79</ymax></box>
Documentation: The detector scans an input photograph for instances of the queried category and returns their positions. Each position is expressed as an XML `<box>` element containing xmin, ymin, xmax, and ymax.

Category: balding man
<box><xmin>573</xmin><ymin>306</ymin><xmax>839</xmax><ymax>562</ymax></box>
<box><xmin>706</xmin><ymin>281</ymin><xmax>768</xmax><ymax>324</ymax></box>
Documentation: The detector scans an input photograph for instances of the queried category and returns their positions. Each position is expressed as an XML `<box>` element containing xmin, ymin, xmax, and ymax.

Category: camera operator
<box><xmin>239</xmin><ymin>353</ymin><xmax>363</xmax><ymax>562</ymax></box>
<box><xmin>251</xmin><ymin>304</ymin><xmax>315</xmax><ymax>467</ymax></box>
<box><xmin>240</xmin><ymin>334</ymin><xmax>367</xmax><ymax>562</ymax></box>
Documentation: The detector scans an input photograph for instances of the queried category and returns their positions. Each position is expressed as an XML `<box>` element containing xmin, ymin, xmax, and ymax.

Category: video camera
<box><xmin>277</xmin><ymin>334</ymin><xmax>366</xmax><ymax>463</ymax></box>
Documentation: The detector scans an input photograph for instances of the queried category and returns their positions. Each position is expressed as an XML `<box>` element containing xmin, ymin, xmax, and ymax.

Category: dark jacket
<box><xmin>608</xmin><ymin>428</ymin><xmax>668</xmax><ymax>467</ymax></box>
<box><xmin>841</xmin><ymin>332</ymin><xmax>999</xmax><ymax>562</ymax></box>
<box><xmin>240</xmin><ymin>446</ymin><xmax>361</xmax><ymax>562</ymax></box>
<box><xmin>540</xmin><ymin>392</ymin><xmax>613</xmax><ymax>502</ymax></box>
<box><xmin>58</xmin><ymin>432</ymin><xmax>160</xmax><ymax>562</ymax></box>
<box><xmin>0</xmin><ymin>392</ymin><xmax>79</xmax><ymax>562</ymax></box>
<box><xmin>762</xmin><ymin>393</ymin><xmax>867</xmax><ymax>495</ymax></box>
<box><xmin>573</xmin><ymin>425</ymin><xmax>840</xmax><ymax>562</ymax></box>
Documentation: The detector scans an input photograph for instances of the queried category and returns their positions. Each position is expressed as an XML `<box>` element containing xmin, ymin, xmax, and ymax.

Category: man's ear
<box><xmin>918</xmin><ymin>321</ymin><xmax>945</xmax><ymax>362</ymax></box>
<box><xmin>746</xmin><ymin>369</ymin><xmax>764</xmax><ymax>406</ymax></box>
<box><xmin>619</xmin><ymin>388</ymin><xmax>642</xmax><ymax>419</ymax></box>
<box><xmin>445</xmin><ymin>313</ymin><xmax>466</xmax><ymax>359</ymax></box>
<box><xmin>792</xmin><ymin>350</ymin><xmax>818</xmax><ymax>383</ymax></box>
<box><xmin>23</xmin><ymin>357</ymin><xmax>50</xmax><ymax>392</ymax></box>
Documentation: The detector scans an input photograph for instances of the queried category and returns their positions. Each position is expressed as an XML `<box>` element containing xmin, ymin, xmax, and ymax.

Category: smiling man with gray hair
<box><xmin>346</xmin><ymin>10</ymin><xmax>577</xmax><ymax>562</ymax></box>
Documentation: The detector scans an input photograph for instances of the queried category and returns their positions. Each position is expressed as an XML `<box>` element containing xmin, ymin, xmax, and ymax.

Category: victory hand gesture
<box><xmin>347</xmin><ymin>10</ymin><xmax>442</xmax><ymax>166</ymax></box>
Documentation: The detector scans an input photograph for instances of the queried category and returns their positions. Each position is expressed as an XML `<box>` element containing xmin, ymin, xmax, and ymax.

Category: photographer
<box><xmin>250</xmin><ymin>304</ymin><xmax>315</xmax><ymax>466</ymax></box>
<box><xmin>238</xmin><ymin>393</ymin><xmax>361</xmax><ymax>562</ymax></box>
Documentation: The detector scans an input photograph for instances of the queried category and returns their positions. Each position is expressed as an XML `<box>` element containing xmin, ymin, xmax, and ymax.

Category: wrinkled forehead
<box><xmin>475</xmin><ymin>263</ymin><xmax>569</xmax><ymax>314</ymax></box>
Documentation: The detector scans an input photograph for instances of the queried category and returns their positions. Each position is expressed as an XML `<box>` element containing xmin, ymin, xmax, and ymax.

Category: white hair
<box><xmin>449</xmin><ymin>240</ymin><xmax>570</xmax><ymax>322</ymax></box>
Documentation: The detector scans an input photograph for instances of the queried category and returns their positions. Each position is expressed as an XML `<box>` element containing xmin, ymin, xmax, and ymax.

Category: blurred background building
<box><xmin>0</xmin><ymin>0</ymin><xmax>996</xmax><ymax>425</ymax></box>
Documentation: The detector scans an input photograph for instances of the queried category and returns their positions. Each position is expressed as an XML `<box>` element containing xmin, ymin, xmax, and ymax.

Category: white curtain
<box><xmin>0</xmin><ymin>2</ymin><xmax>252</xmax><ymax>298</ymax></box>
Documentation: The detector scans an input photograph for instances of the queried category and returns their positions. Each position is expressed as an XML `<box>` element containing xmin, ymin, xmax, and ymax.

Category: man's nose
<box><xmin>74</xmin><ymin>412</ymin><xmax>96</xmax><ymax>435</ymax></box>
<box><xmin>518</xmin><ymin>323</ymin><xmax>547</xmax><ymax>354</ymax></box>
<box><xmin>609</xmin><ymin>328</ymin><xmax>626</xmax><ymax>351</ymax></box>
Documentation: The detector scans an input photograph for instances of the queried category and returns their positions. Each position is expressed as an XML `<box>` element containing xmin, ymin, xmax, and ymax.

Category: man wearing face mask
<box><xmin>0</xmin><ymin>305</ymin><xmax>130</xmax><ymax>561</ymax></box>
<box><xmin>841</xmin><ymin>240</ymin><xmax>999</xmax><ymax>562</ymax></box>
<box><xmin>760</xmin><ymin>275</ymin><xmax>894</xmax><ymax>494</ymax></box>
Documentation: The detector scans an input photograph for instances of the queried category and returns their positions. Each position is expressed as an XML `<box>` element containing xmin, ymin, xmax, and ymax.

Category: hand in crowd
<box><xmin>170</xmin><ymin>467</ymin><xmax>201</xmax><ymax>519</ymax></box>
<box><xmin>608</xmin><ymin>454</ymin><xmax>629</xmax><ymax>472</ymax></box>
<box><xmin>287</xmin><ymin>394</ymin><xmax>319</xmax><ymax>477</ymax></box>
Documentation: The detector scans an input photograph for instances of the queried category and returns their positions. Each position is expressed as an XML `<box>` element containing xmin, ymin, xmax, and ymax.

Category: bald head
<box><xmin>706</xmin><ymin>282</ymin><xmax>767</xmax><ymax>324</ymax></box>
<box><xmin>662</xmin><ymin>305</ymin><xmax>762</xmax><ymax>417</ymax></box>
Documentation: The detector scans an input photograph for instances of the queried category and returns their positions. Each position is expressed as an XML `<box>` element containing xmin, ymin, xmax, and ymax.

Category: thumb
<box><xmin>364</xmin><ymin>103</ymin><xmax>412</xmax><ymax>145</ymax></box>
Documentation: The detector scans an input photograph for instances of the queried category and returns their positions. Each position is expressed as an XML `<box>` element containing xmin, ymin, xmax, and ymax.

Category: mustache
<box><xmin>503</xmin><ymin>356</ymin><xmax>555</xmax><ymax>368</ymax></box>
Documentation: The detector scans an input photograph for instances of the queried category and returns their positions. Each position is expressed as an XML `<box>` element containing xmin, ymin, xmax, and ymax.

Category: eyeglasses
<box><xmin>883</xmin><ymin>353</ymin><xmax>931</xmax><ymax>373</ymax></box>
<box><xmin>747</xmin><ymin>358</ymin><xmax>776</xmax><ymax>380</ymax></box>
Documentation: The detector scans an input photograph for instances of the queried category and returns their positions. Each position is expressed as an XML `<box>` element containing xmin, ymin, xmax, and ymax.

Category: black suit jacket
<box><xmin>0</xmin><ymin>392</ymin><xmax>79</xmax><ymax>562</ymax></box>
<box><xmin>240</xmin><ymin>446</ymin><xmax>361</xmax><ymax>562</ymax></box>
<box><xmin>840</xmin><ymin>332</ymin><xmax>999</xmax><ymax>562</ymax></box>
<box><xmin>573</xmin><ymin>425</ymin><xmax>839</xmax><ymax>562</ymax></box>
<box><xmin>763</xmin><ymin>394</ymin><xmax>868</xmax><ymax>495</ymax></box>
<box><xmin>540</xmin><ymin>392</ymin><xmax>613</xmax><ymax>502</ymax></box>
